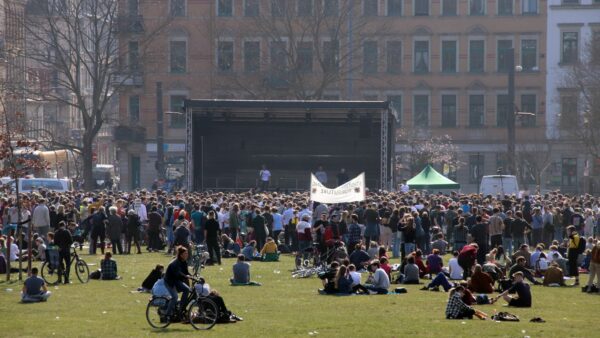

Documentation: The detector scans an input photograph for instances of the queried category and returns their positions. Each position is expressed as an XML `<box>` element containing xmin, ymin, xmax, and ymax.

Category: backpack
<box><xmin>577</xmin><ymin>235</ymin><xmax>587</xmax><ymax>255</ymax></box>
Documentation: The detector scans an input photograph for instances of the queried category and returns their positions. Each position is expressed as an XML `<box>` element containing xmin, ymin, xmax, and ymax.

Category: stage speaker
<box><xmin>359</xmin><ymin>117</ymin><xmax>372</xmax><ymax>138</ymax></box>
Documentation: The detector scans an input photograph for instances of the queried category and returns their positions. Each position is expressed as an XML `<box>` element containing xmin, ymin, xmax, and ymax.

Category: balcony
<box><xmin>114</xmin><ymin>15</ymin><xmax>144</xmax><ymax>34</ymax></box>
<box><xmin>111</xmin><ymin>73</ymin><xmax>143</xmax><ymax>87</ymax></box>
<box><xmin>114</xmin><ymin>125</ymin><xmax>145</xmax><ymax>143</ymax></box>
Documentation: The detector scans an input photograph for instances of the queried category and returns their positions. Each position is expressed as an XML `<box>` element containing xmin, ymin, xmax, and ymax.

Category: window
<box><xmin>469</xmin><ymin>154</ymin><xmax>484</xmax><ymax>184</ymax></box>
<box><xmin>324</xmin><ymin>0</ymin><xmax>339</xmax><ymax>16</ymax></box>
<box><xmin>414</xmin><ymin>0</ymin><xmax>429</xmax><ymax>16</ymax></box>
<box><xmin>469</xmin><ymin>40</ymin><xmax>485</xmax><ymax>72</ymax></box>
<box><xmin>170</xmin><ymin>95</ymin><xmax>187</xmax><ymax>128</ymax></box>
<box><xmin>217</xmin><ymin>41</ymin><xmax>234</xmax><ymax>72</ymax></box>
<box><xmin>497</xmin><ymin>39</ymin><xmax>512</xmax><ymax>72</ymax></box>
<box><xmin>413</xmin><ymin>95</ymin><xmax>429</xmax><ymax>127</ymax></box>
<box><xmin>442</xmin><ymin>0</ymin><xmax>457</xmax><ymax>16</ymax></box>
<box><xmin>441</xmin><ymin>40</ymin><xmax>457</xmax><ymax>73</ymax></box>
<box><xmin>414</xmin><ymin>40</ymin><xmax>429</xmax><ymax>73</ymax></box>
<box><xmin>388</xmin><ymin>0</ymin><xmax>402</xmax><ymax>16</ymax></box>
<box><xmin>470</xmin><ymin>0</ymin><xmax>485</xmax><ymax>15</ymax></box>
<box><xmin>388</xmin><ymin>95</ymin><xmax>402</xmax><ymax>127</ymax></box>
<box><xmin>592</xmin><ymin>31</ymin><xmax>600</xmax><ymax>65</ymax></box>
<box><xmin>521</xmin><ymin>39</ymin><xmax>537</xmax><ymax>71</ymax></box>
<box><xmin>128</xmin><ymin>0</ymin><xmax>138</xmax><ymax>15</ymax></box>
<box><xmin>497</xmin><ymin>0</ymin><xmax>513</xmax><ymax>15</ymax></box>
<box><xmin>441</xmin><ymin>94</ymin><xmax>457</xmax><ymax>127</ymax></box>
<box><xmin>386</xmin><ymin>41</ymin><xmax>402</xmax><ymax>74</ymax></box>
<box><xmin>272</xmin><ymin>0</ymin><xmax>287</xmax><ymax>17</ymax></box>
<box><xmin>469</xmin><ymin>94</ymin><xmax>484</xmax><ymax>127</ymax></box>
<box><xmin>244</xmin><ymin>0</ymin><xmax>259</xmax><ymax>17</ymax></box>
<box><xmin>363</xmin><ymin>41</ymin><xmax>378</xmax><ymax>73</ymax></box>
<box><xmin>561</xmin><ymin>32</ymin><xmax>578</xmax><ymax>64</ymax></box>
<box><xmin>323</xmin><ymin>40</ymin><xmax>339</xmax><ymax>72</ymax></box>
<box><xmin>297</xmin><ymin>42</ymin><xmax>313</xmax><ymax>72</ymax></box>
<box><xmin>128</xmin><ymin>95</ymin><xmax>140</xmax><ymax>123</ymax></box>
<box><xmin>520</xmin><ymin>94</ymin><xmax>536</xmax><ymax>127</ymax></box>
<box><xmin>521</xmin><ymin>0</ymin><xmax>537</xmax><ymax>14</ymax></box>
<box><xmin>170</xmin><ymin>40</ymin><xmax>187</xmax><ymax>73</ymax></box>
<box><xmin>218</xmin><ymin>0</ymin><xmax>233</xmax><ymax>16</ymax></box>
<box><xmin>562</xmin><ymin>0</ymin><xmax>579</xmax><ymax>3</ymax></box>
<box><xmin>561</xmin><ymin>158</ymin><xmax>577</xmax><ymax>187</ymax></box>
<box><xmin>496</xmin><ymin>94</ymin><xmax>510</xmax><ymax>127</ymax></box>
<box><xmin>270</xmin><ymin>41</ymin><xmax>287</xmax><ymax>71</ymax></box>
<box><xmin>560</xmin><ymin>94</ymin><xmax>578</xmax><ymax>129</ymax></box>
<box><xmin>170</xmin><ymin>0</ymin><xmax>186</xmax><ymax>17</ymax></box>
<box><xmin>128</xmin><ymin>41</ymin><xmax>140</xmax><ymax>72</ymax></box>
<box><xmin>244</xmin><ymin>41</ymin><xmax>260</xmax><ymax>72</ymax></box>
<box><xmin>364</xmin><ymin>0</ymin><xmax>378</xmax><ymax>16</ymax></box>
<box><xmin>298</xmin><ymin>0</ymin><xmax>313</xmax><ymax>16</ymax></box>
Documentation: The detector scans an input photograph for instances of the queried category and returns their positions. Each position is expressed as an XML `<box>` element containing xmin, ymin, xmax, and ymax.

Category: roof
<box><xmin>407</xmin><ymin>165</ymin><xmax>460</xmax><ymax>190</ymax></box>
<box><xmin>184</xmin><ymin>99</ymin><xmax>391</xmax><ymax>111</ymax></box>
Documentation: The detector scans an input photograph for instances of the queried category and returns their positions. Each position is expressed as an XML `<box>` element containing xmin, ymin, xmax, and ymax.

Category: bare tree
<box><xmin>17</xmin><ymin>0</ymin><xmax>168</xmax><ymax>190</ymax></box>
<box><xmin>395</xmin><ymin>129</ymin><xmax>463</xmax><ymax>177</ymax></box>
<box><xmin>559</xmin><ymin>32</ymin><xmax>600</xmax><ymax>158</ymax></box>
<box><xmin>214</xmin><ymin>0</ymin><xmax>388</xmax><ymax>99</ymax></box>
<box><xmin>515</xmin><ymin>143</ymin><xmax>553</xmax><ymax>192</ymax></box>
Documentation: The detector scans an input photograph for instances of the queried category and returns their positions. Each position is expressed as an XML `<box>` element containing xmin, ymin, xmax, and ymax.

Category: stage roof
<box><xmin>183</xmin><ymin>99</ymin><xmax>391</xmax><ymax>111</ymax></box>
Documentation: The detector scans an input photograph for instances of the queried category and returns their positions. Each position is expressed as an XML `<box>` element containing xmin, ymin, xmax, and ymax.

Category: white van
<box><xmin>10</xmin><ymin>178</ymin><xmax>73</xmax><ymax>193</ymax></box>
<box><xmin>480</xmin><ymin>175</ymin><xmax>519</xmax><ymax>196</ymax></box>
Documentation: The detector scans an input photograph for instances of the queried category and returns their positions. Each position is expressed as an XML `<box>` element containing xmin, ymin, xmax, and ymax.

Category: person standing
<box><xmin>314</xmin><ymin>166</ymin><xmax>328</xmax><ymax>186</ymax></box>
<box><xmin>584</xmin><ymin>241</ymin><xmax>600</xmax><ymax>293</ymax></box>
<box><xmin>259</xmin><ymin>164</ymin><xmax>271</xmax><ymax>192</ymax></box>
<box><xmin>336</xmin><ymin>168</ymin><xmax>349</xmax><ymax>186</ymax></box>
<box><xmin>363</xmin><ymin>203</ymin><xmax>380</xmax><ymax>244</ymax></box>
<box><xmin>228</xmin><ymin>204</ymin><xmax>240</xmax><ymax>242</ymax></box>
<box><xmin>106</xmin><ymin>207</ymin><xmax>123</xmax><ymax>254</ymax></box>
<box><xmin>502</xmin><ymin>210</ymin><xmax>515</xmax><ymax>256</ymax></box>
<box><xmin>54</xmin><ymin>221</ymin><xmax>73</xmax><ymax>284</ymax></box>
<box><xmin>90</xmin><ymin>206</ymin><xmax>108</xmax><ymax>255</ymax></box>
<box><xmin>470</xmin><ymin>216</ymin><xmax>489</xmax><ymax>265</ymax></box>
<box><xmin>191</xmin><ymin>204</ymin><xmax>206</xmax><ymax>244</ymax></box>
<box><xmin>252</xmin><ymin>209</ymin><xmax>267</xmax><ymax>251</ymax></box>
<box><xmin>542</xmin><ymin>207</ymin><xmax>554</xmax><ymax>246</ymax></box>
<box><xmin>32</xmin><ymin>199</ymin><xmax>50</xmax><ymax>239</ymax></box>
<box><xmin>125</xmin><ymin>210</ymin><xmax>142</xmax><ymax>254</ymax></box>
<box><xmin>204</xmin><ymin>211</ymin><xmax>222</xmax><ymax>265</ymax></box>
<box><xmin>511</xmin><ymin>211</ymin><xmax>530</xmax><ymax>250</ymax></box>
<box><xmin>567</xmin><ymin>225</ymin><xmax>582</xmax><ymax>286</ymax></box>
<box><xmin>271</xmin><ymin>207</ymin><xmax>283</xmax><ymax>244</ymax></box>
<box><xmin>488</xmin><ymin>208</ymin><xmax>503</xmax><ymax>249</ymax></box>
<box><xmin>399</xmin><ymin>179</ymin><xmax>409</xmax><ymax>194</ymax></box>
<box><xmin>147</xmin><ymin>206</ymin><xmax>163</xmax><ymax>252</ymax></box>
<box><xmin>531</xmin><ymin>208</ymin><xmax>543</xmax><ymax>246</ymax></box>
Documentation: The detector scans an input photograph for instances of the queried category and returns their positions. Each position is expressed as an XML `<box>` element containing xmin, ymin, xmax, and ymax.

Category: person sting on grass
<box><xmin>491</xmin><ymin>271</ymin><xmax>532</xmax><ymax>308</ymax></box>
<box><xmin>445</xmin><ymin>285</ymin><xmax>487</xmax><ymax>320</ymax></box>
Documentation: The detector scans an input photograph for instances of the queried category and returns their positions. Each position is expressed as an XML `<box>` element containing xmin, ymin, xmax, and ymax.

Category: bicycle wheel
<box><xmin>188</xmin><ymin>298</ymin><xmax>218</xmax><ymax>330</ymax></box>
<box><xmin>75</xmin><ymin>260</ymin><xmax>90</xmax><ymax>283</ymax></box>
<box><xmin>41</xmin><ymin>261</ymin><xmax>61</xmax><ymax>285</ymax></box>
<box><xmin>146</xmin><ymin>297</ymin><xmax>171</xmax><ymax>329</ymax></box>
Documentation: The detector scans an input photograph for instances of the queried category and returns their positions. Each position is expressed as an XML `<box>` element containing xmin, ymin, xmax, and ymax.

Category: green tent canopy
<box><xmin>407</xmin><ymin>165</ymin><xmax>460</xmax><ymax>190</ymax></box>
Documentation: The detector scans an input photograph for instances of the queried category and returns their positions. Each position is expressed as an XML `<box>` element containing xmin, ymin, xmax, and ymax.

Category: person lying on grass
<box><xmin>230</xmin><ymin>254</ymin><xmax>261</xmax><ymax>286</ymax></box>
<box><xmin>445</xmin><ymin>285</ymin><xmax>487</xmax><ymax>320</ymax></box>
<box><xmin>139</xmin><ymin>264</ymin><xmax>164</xmax><ymax>292</ymax></box>
<box><xmin>491</xmin><ymin>271</ymin><xmax>532</xmax><ymax>307</ymax></box>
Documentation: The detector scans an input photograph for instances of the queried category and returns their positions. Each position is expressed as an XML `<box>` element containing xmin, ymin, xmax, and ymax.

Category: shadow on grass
<box><xmin>147</xmin><ymin>327</ymin><xmax>194</xmax><ymax>334</ymax></box>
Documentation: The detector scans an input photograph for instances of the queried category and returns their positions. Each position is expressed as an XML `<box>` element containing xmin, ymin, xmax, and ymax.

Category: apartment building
<box><xmin>546</xmin><ymin>0</ymin><xmax>600</xmax><ymax>193</ymax></box>
<box><xmin>118</xmin><ymin>0</ymin><xmax>549</xmax><ymax>191</ymax></box>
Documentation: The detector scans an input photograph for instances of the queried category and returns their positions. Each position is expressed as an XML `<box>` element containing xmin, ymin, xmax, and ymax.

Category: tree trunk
<box><xmin>83</xmin><ymin>137</ymin><xmax>94</xmax><ymax>191</ymax></box>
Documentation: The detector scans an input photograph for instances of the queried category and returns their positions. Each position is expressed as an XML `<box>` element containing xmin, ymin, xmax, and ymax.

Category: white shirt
<box><xmin>282</xmin><ymin>208</ymin><xmax>294</xmax><ymax>225</ymax></box>
<box><xmin>9</xmin><ymin>243</ymin><xmax>19</xmax><ymax>262</ymax></box>
<box><xmin>296</xmin><ymin>220</ymin><xmax>311</xmax><ymax>234</ymax></box>
<box><xmin>349</xmin><ymin>271</ymin><xmax>361</xmax><ymax>286</ymax></box>
<box><xmin>400</xmin><ymin>184</ymin><xmax>410</xmax><ymax>193</ymax></box>
<box><xmin>315</xmin><ymin>171</ymin><xmax>328</xmax><ymax>184</ymax></box>
<box><xmin>218</xmin><ymin>211</ymin><xmax>229</xmax><ymax>229</ymax></box>
<box><xmin>259</xmin><ymin>170</ymin><xmax>271</xmax><ymax>182</ymax></box>
<box><xmin>448</xmin><ymin>257</ymin><xmax>463</xmax><ymax>280</ymax></box>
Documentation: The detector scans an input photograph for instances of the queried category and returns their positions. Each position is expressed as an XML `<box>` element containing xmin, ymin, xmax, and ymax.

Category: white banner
<box><xmin>310</xmin><ymin>173</ymin><xmax>366</xmax><ymax>203</ymax></box>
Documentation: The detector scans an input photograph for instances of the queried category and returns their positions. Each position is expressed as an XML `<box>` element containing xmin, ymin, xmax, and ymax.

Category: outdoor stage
<box><xmin>183</xmin><ymin>100</ymin><xmax>396</xmax><ymax>191</ymax></box>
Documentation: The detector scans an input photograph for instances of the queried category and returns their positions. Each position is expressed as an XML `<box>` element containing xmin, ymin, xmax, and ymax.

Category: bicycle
<box><xmin>41</xmin><ymin>243</ymin><xmax>90</xmax><ymax>285</ymax></box>
<box><xmin>146</xmin><ymin>277</ymin><xmax>218</xmax><ymax>330</ymax></box>
<box><xmin>191</xmin><ymin>244</ymin><xmax>209</xmax><ymax>276</ymax></box>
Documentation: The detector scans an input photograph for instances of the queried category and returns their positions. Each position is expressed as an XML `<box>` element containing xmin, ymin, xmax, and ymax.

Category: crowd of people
<box><xmin>0</xmin><ymin>187</ymin><xmax>599</xmax><ymax>321</ymax></box>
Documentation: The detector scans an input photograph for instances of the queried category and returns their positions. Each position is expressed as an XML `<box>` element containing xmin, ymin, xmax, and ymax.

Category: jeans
<box><xmin>36</xmin><ymin>226</ymin><xmax>50</xmax><ymax>239</ymax></box>
<box><xmin>166</xmin><ymin>281</ymin><xmax>190</xmax><ymax>316</ymax></box>
<box><xmin>392</xmin><ymin>232</ymin><xmax>401</xmax><ymax>258</ymax></box>
<box><xmin>21</xmin><ymin>291</ymin><xmax>51</xmax><ymax>303</ymax></box>
<box><xmin>532</xmin><ymin>228</ymin><xmax>543</xmax><ymax>247</ymax></box>
<box><xmin>454</xmin><ymin>242</ymin><xmax>466</xmax><ymax>253</ymax></box>
<box><xmin>147</xmin><ymin>231</ymin><xmax>161</xmax><ymax>251</ymax></box>
<box><xmin>404</xmin><ymin>243</ymin><xmax>415</xmax><ymax>256</ymax></box>
<box><xmin>58</xmin><ymin>249</ymin><xmax>71</xmax><ymax>283</ymax></box>
<box><xmin>502</xmin><ymin>237</ymin><xmax>513</xmax><ymax>256</ymax></box>
<box><xmin>195</xmin><ymin>228</ymin><xmax>204</xmax><ymax>244</ymax></box>
<box><xmin>298</xmin><ymin>240</ymin><xmax>312</xmax><ymax>261</ymax></box>
<box><xmin>554</xmin><ymin>227</ymin><xmax>564</xmax><ymax>242</ymax></box>
<box><xmin>206</xmin><ymin>237</ymin><xmax>221</xmax><ymax>265</ymax></box>
<box><xmin>427</xmin><ymin>272</ymin><xmax>453</xmax><ymax>292</ymax></box>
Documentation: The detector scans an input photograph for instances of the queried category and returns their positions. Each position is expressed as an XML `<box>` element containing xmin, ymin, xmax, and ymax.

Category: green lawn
<box><xmin>0</xmin><ymin>251</ymin><xmax>597</xmax><ymax>338</ymax></box>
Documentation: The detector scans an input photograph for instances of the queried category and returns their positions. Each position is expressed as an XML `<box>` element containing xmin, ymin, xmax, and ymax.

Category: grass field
<box><xmin>0</xmin><ymin>250</ymin><xmax>597</xmax><ymax>338</ymax></box>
